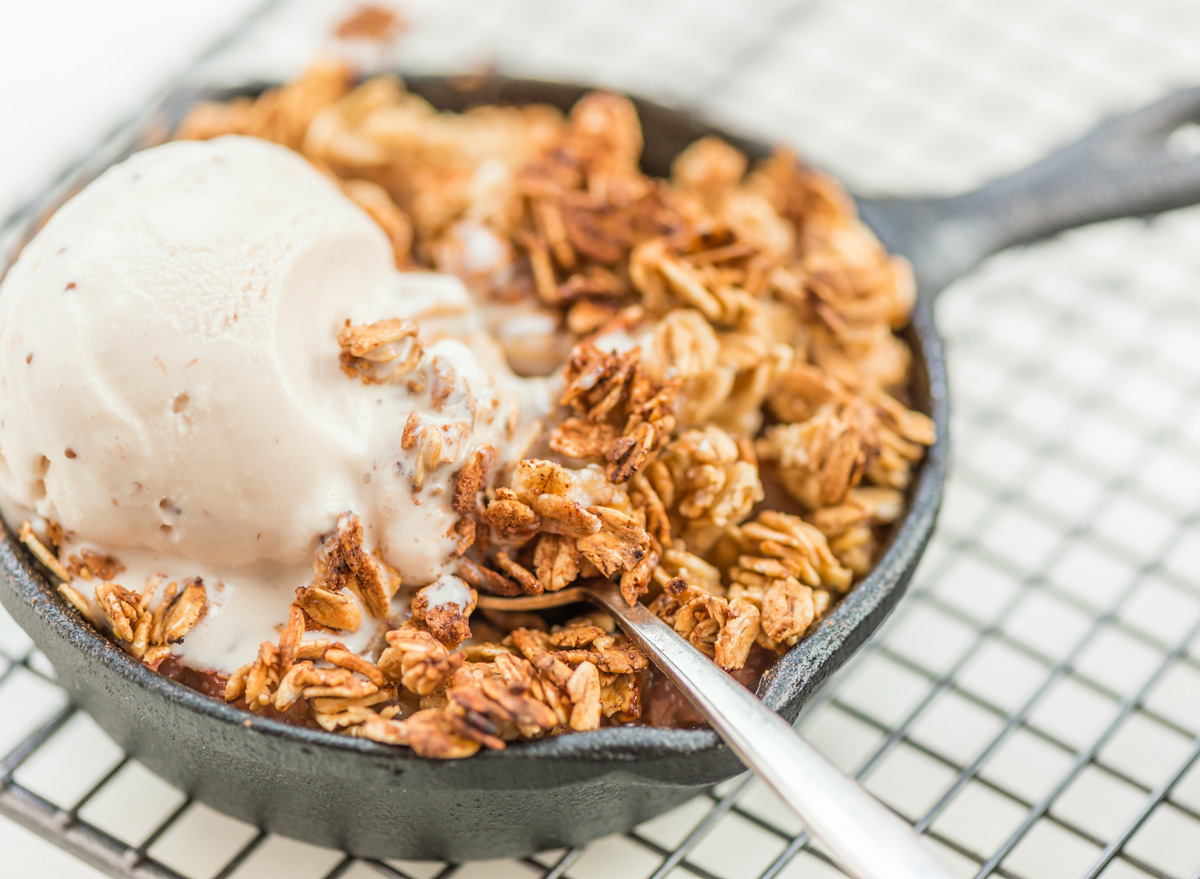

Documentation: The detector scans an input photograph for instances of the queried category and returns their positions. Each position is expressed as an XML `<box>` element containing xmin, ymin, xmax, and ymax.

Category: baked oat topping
<box><xmin>313</xmin><ymin>511</ymin><xmax>397</xmax><ymax>619</ymax></box>
<box><xmin>337</xmin><ymin>318</ymin><xmax>422</xmax><ymax>383</ymax></box>
<box><xmin>24</xmin><ymin>528</ymin><xmax>212</xmax><ymax>666</ymax></box>
<box><xmin>334</xmin><ymin>5</ymin><xmax>406</xmax><ymax>43</ymax></box>
<box><xmin>21</xmin><ymin>59</ymin><xmax>935</xmax><ymax>759</ymax></box>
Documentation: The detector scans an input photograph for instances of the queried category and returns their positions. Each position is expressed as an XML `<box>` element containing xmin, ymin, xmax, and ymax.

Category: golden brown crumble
<box><xmin>312</xmin><ymin>511</ymin><xmax>397</xmax><ymax>619</ymax></box>
<box><xmin>25</xmin><ymin>60</ymin><xmax>936</xmax><ymax>759</ymax></box>
<box><xmin>334</xmin><ymin>5</ymin><xmax>406</xmax><ymax>42</ymax></box>
<box><xmin>19</xmin><ymin>520</ymin><xmax>71</xmax><ymax>582</ymax></box>
<box><xmin>23</xmin><ymin>522</ymin><xmax>211</xmax><ymax>667</ymax></box>
<box><xmin>337</xmin><ymin>318</ymin><xmax>422</xmax><ymax>384</ymax></box>
<box><xmin>411</xmin><ymin>579</ymin><xmax>476</xmax><ymax>647</ymax></box>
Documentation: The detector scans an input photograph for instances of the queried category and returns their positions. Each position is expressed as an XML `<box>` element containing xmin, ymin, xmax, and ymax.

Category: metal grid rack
<box><xmin>4</xmin><ymin>0</ymin><xmax>1200</xmax><ymax>877</ymax></box>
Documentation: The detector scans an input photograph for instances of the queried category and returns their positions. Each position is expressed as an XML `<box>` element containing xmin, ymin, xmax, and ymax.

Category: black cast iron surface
<box><xmin>3</xmin><ymin>75</ymin><xmax>1200</xmax><ymax>861</ymax></box>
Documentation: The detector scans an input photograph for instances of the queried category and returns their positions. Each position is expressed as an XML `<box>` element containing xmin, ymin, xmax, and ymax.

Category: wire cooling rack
<box><xmin>4</xmin><ymin>0</ymin><xmax>1200</xmax><ymax>877</ymax></box>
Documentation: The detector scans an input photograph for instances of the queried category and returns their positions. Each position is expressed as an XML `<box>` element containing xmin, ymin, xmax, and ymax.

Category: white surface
<box><xmin>2</xmin><ymin>1</ymin><xmax>1200</xmax><ymax>878</ymax></box>
<box><xmin>0</xmin><ymin>815</ymin><xmax>107</xmax><ymax>879</ymax></box>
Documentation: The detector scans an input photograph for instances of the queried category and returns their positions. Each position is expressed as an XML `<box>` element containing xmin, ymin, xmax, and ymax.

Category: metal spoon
<box><xmin>477</xmin><ymin>580</ymin><xmax>953</xmax><ymax>879</ymax></box>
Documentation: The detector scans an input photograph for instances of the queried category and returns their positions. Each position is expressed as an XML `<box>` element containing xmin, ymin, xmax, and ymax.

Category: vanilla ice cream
<box><xmin>0</xmin><ymin>136</ymin><xmax>551</xmax><ymax>671</ymax></box>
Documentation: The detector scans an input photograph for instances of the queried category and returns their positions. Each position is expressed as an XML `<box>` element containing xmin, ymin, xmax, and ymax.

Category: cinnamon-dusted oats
<box><xmin>252</xmin><ymin>642</ymin><xmax>285</xmax><ymax>706</ymax></box>
<box><xmin>295</xmin><ymin>583</ymin><xmax>363</xmax><ymax>632</ymax></box>
<box><xmin>160</xmin><ymin>578</ymin><xmax>207</xmax><ymax>644</ymax></box>
<box><xmin>297</xmin><ymin>666</ymin><xmax>379</xmax><ymax>700</ymax></box>
<box><xmin>403</xmin><ymin>709</ymin><xmax>484</xmax><ymax>759</ymax></box>
<box><xmin>759</xmin><ymin>577</ymin><xmax>819</xmax><ymax>647</ymax></box>
<box><xmin>147</xmin><ymin>579</ymin><xmax>176</xmax><ymax>646</ymax></box>
<box><xmin>277</xmin><ymin>604</ymin><xmax>305</xmax><ymax>673</ymax></box>
<box><xmin>649</xmin><ymin>576</ymin><xmax>750</xmax><ymax>665</ymax></box>
<box><xmin>77</xmin><ymin>548</ymin><xmax>123</xmax><ymax>582</ymax></box>
<box><xmin>714</xmin><ymin>597</ymin><xmax>761</xmax><ymax>670</ymax></box>
<box><xmin>324</xmin><ymin>646</ymin><xmax>387</xmax><ymax>687</ymax></box>
<box><xmin>482</xmin><ymin>457</ymin><xmax>650</xmax><ymax>585</ymax></box>
<box><xmin>378</xmin><ymin>624</ymin><xmax>463</xmax><ymax>695</ymax></box>
<box><xmin>589</xmin><ymin>633</ymin><xmax>649</xmax><ymax>675</ymax></box>
<box><xmin>411</xmin><ymin>578</ymin><xmax>477</xmax><ymax>647</ymax></box>
<box><xmin>575</xmin><ymin>506</ymin><xmax>651</xmax><ymax>578</ymax></box>
<box><xmin>314</xmin><ymin>511</ymin><xmax>396</xmax><ymax>618</ymax></box>
<box><xmin>808</xmin><ymin>486</ymin><xmax>905</xmax><ymax>575</ymax></box>
<box><xmin>533</xmin><ymin>533</ymin><xmax>583</xmax><ymax>592</ymax></box>
<box><xmin>455</xmin><ymin>554</ymin><xmax>525</xmax><ymax>597</ymax></box>
<box><xmin>452</xmin><ymin>444</ymin><xmax>494</xmax><ymax>515</ymax></box>
<box><xmin>482</xmin><ymin>487</ymin><xmax>543</xmax><ymax>540</ymax></box>
<box><xmin>274</xmin><ymin>662</ymin><xmax>329</xmax><ymax>710</ymax></box>
<box><xmin>607</xmin><ymin>383</ymin><xmax>679</xmax><ymax>484</ymax></box>
<box><xmin>446</xmin><ymin>673</ymin><xmax>558</xmax><ymax>743</ymax></box>
<box><xmin>494</xmin><ymin>551</ymin><xmax>543</xmax><ymax>595</ymax></box>
<box><xmin>553</xmin><ymin>343</ymin><xmax>680</xmax><ymax>483</ymax></box>
<box><xmin>657</xmin><ymin>544</ymin><xmax>723</xmax><ymax>595</ymax></box>
<box><xmin>723</xmin><ymin>510</ymin><xmax>853</xmax><ymax>595</ymax></box>
<box><xmin>757</xmin><ymin>414</ymin><xmax>866</xmax><ymax>510</ymax></box>
<box><xmin>178</xmin><ymin>58</ymin><xmax>352</xmax><ymax>151</ymax></box>
<box><xmin>312</xmin><ymin>705</ymin><xmax>378</xmax><ymax>732</ymax></box>
<box><xmin>601</xmin><ymin>673</ymin><xmax>642</xmax><ymax>721</ymax></box>
<box><xmin>565</xmin><ymin>661</ymin><xmax>602</xmax><ymax>731</ymax></box>
<box><xmin>351</xmin><ymin>711</ymin><xmax>410</xmax><ymax>746</ymax></box>
<box><xmin>631</xmin><ymin>234</ymin><xmax>754</xmax><ymax>328</ymax></box>
<box><xmin>510</xmin><ymin>460</ymin><xmax>610</xmax><ymax>532</ymax></box>
<box><xmin>549</xmin><ymin>621</ymin><xmax>606</xmax><ymax>649</ymax></box>
<box><xmin>617</xmin><ymin>539</ymin><xmax>661</xmax><ymax>605</ymax></box>
<box><xmin>647</xmin><ymin>427</ymin><xmax>763</xmax><ymax>553</ymax></box>
<box><xmin>19</xmin><ymin>520</ymin><xmax>72</xmax><ymax>583</ymax></box>
<box><xmin>223</xmin><ymin>662</ymin><xmax>250</xmax><ymax>703</ymax></box>
<box><xmin>94</xmin><ymin>580</ymin><xmax>140</xmax><ymax>642</ymax></box>
<box><xmin>337</xmin><ymin>317</ymin><xmax>422</xmax><ymax>383</ymax></box>
<box><xmin>671</xmin><ymin>136</ymin><xmax>749</xmax><ymax>202</ymax></box>
<box><xmin>334</xmin><ymin>5</ymin><xmax>406</xmax><ymax>42</ymax></box>
<box><xmin>308</xmin><ymin>689</ymin><xmax>393</xmax><ymax>716</ymax></box>
<box><xmin>56</xmin><ymin>581</ymin><xmax>92</xmax><ymax>618</ymax></box>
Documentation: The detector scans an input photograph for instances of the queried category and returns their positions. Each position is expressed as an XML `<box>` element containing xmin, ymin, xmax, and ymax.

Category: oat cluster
<box><xmin>29</xmin><ymin>60</ymin><xmax>935</xmax><ymax>758</ymax></box>
<box><xmin>21</xmin><ymin>522</ymin><xmax>206</xmax><ymax>667</ymax></box>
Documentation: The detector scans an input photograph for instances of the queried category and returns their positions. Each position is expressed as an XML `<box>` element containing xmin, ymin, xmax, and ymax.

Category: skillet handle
<box><xmin>858</xmin><ymin>86</ymin><xmax>1200</xmax><ymax>293</ymax></box>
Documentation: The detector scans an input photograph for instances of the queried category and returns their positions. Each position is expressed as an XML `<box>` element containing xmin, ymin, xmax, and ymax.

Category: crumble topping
<box><xmin>337</xmin><ymin>318</ymin><xmax>423</xmax><ymax>383</ymax></box>
<box><xmin>22</xmin><ymin>516</ymin><xmax>211</xmax><ymax>667</ymax></box>
<box><xmin>334</xmin><ymin>6</ymin><xmax>407</xmax><ymax>44</ymax></box>
<box><xmin>18</xmin><ymin>59</ymin><xmax>936</xmax><ymax>758</ymax></box>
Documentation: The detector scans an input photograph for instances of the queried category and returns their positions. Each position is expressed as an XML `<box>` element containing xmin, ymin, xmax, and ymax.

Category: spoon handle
<box><xmin>588</xmin><ymin>582</ymin><xmax>953</xmax><ymax>879</ymax></box>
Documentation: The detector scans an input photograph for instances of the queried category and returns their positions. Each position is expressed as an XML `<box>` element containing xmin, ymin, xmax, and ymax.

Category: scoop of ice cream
<box><xmin>0</xmin><ymin>136</ymin><xmax>397</xmax><ymax>566</ymax></box>
<box><xmin>0</xmin><ymin>136</ymin><xmax>546</xmax><ymax>670</ymax></box>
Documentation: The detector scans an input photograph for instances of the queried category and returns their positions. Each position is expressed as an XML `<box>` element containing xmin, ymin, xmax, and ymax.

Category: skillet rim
<box><xmin>0</xmin><ymin>74</ymin><xmax>949</xmax><ymax>769</ymax></box>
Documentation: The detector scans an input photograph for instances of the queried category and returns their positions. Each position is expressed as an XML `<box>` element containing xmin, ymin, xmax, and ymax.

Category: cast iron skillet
<box><xmin>3</xmin><ymin>76</ymin><xmax>1200</xmax><ymax>862</ymax></box>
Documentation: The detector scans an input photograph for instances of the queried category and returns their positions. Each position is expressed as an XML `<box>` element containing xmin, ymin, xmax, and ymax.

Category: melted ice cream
<box><xmin>0</xmin><ymin>137</ymin><xmax>551</xmax><ymax>672</ymax></box>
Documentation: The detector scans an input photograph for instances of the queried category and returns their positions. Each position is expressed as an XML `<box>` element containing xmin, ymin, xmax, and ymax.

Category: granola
<box><xmin>26</xmin><ymin>521</ymin><xmax>211</xmax><ymax>667</ymax></box>
<box><xmin>22</xmin><ymin>60</ymin><xmax>934</xmax><ymax>759</ymax></box>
